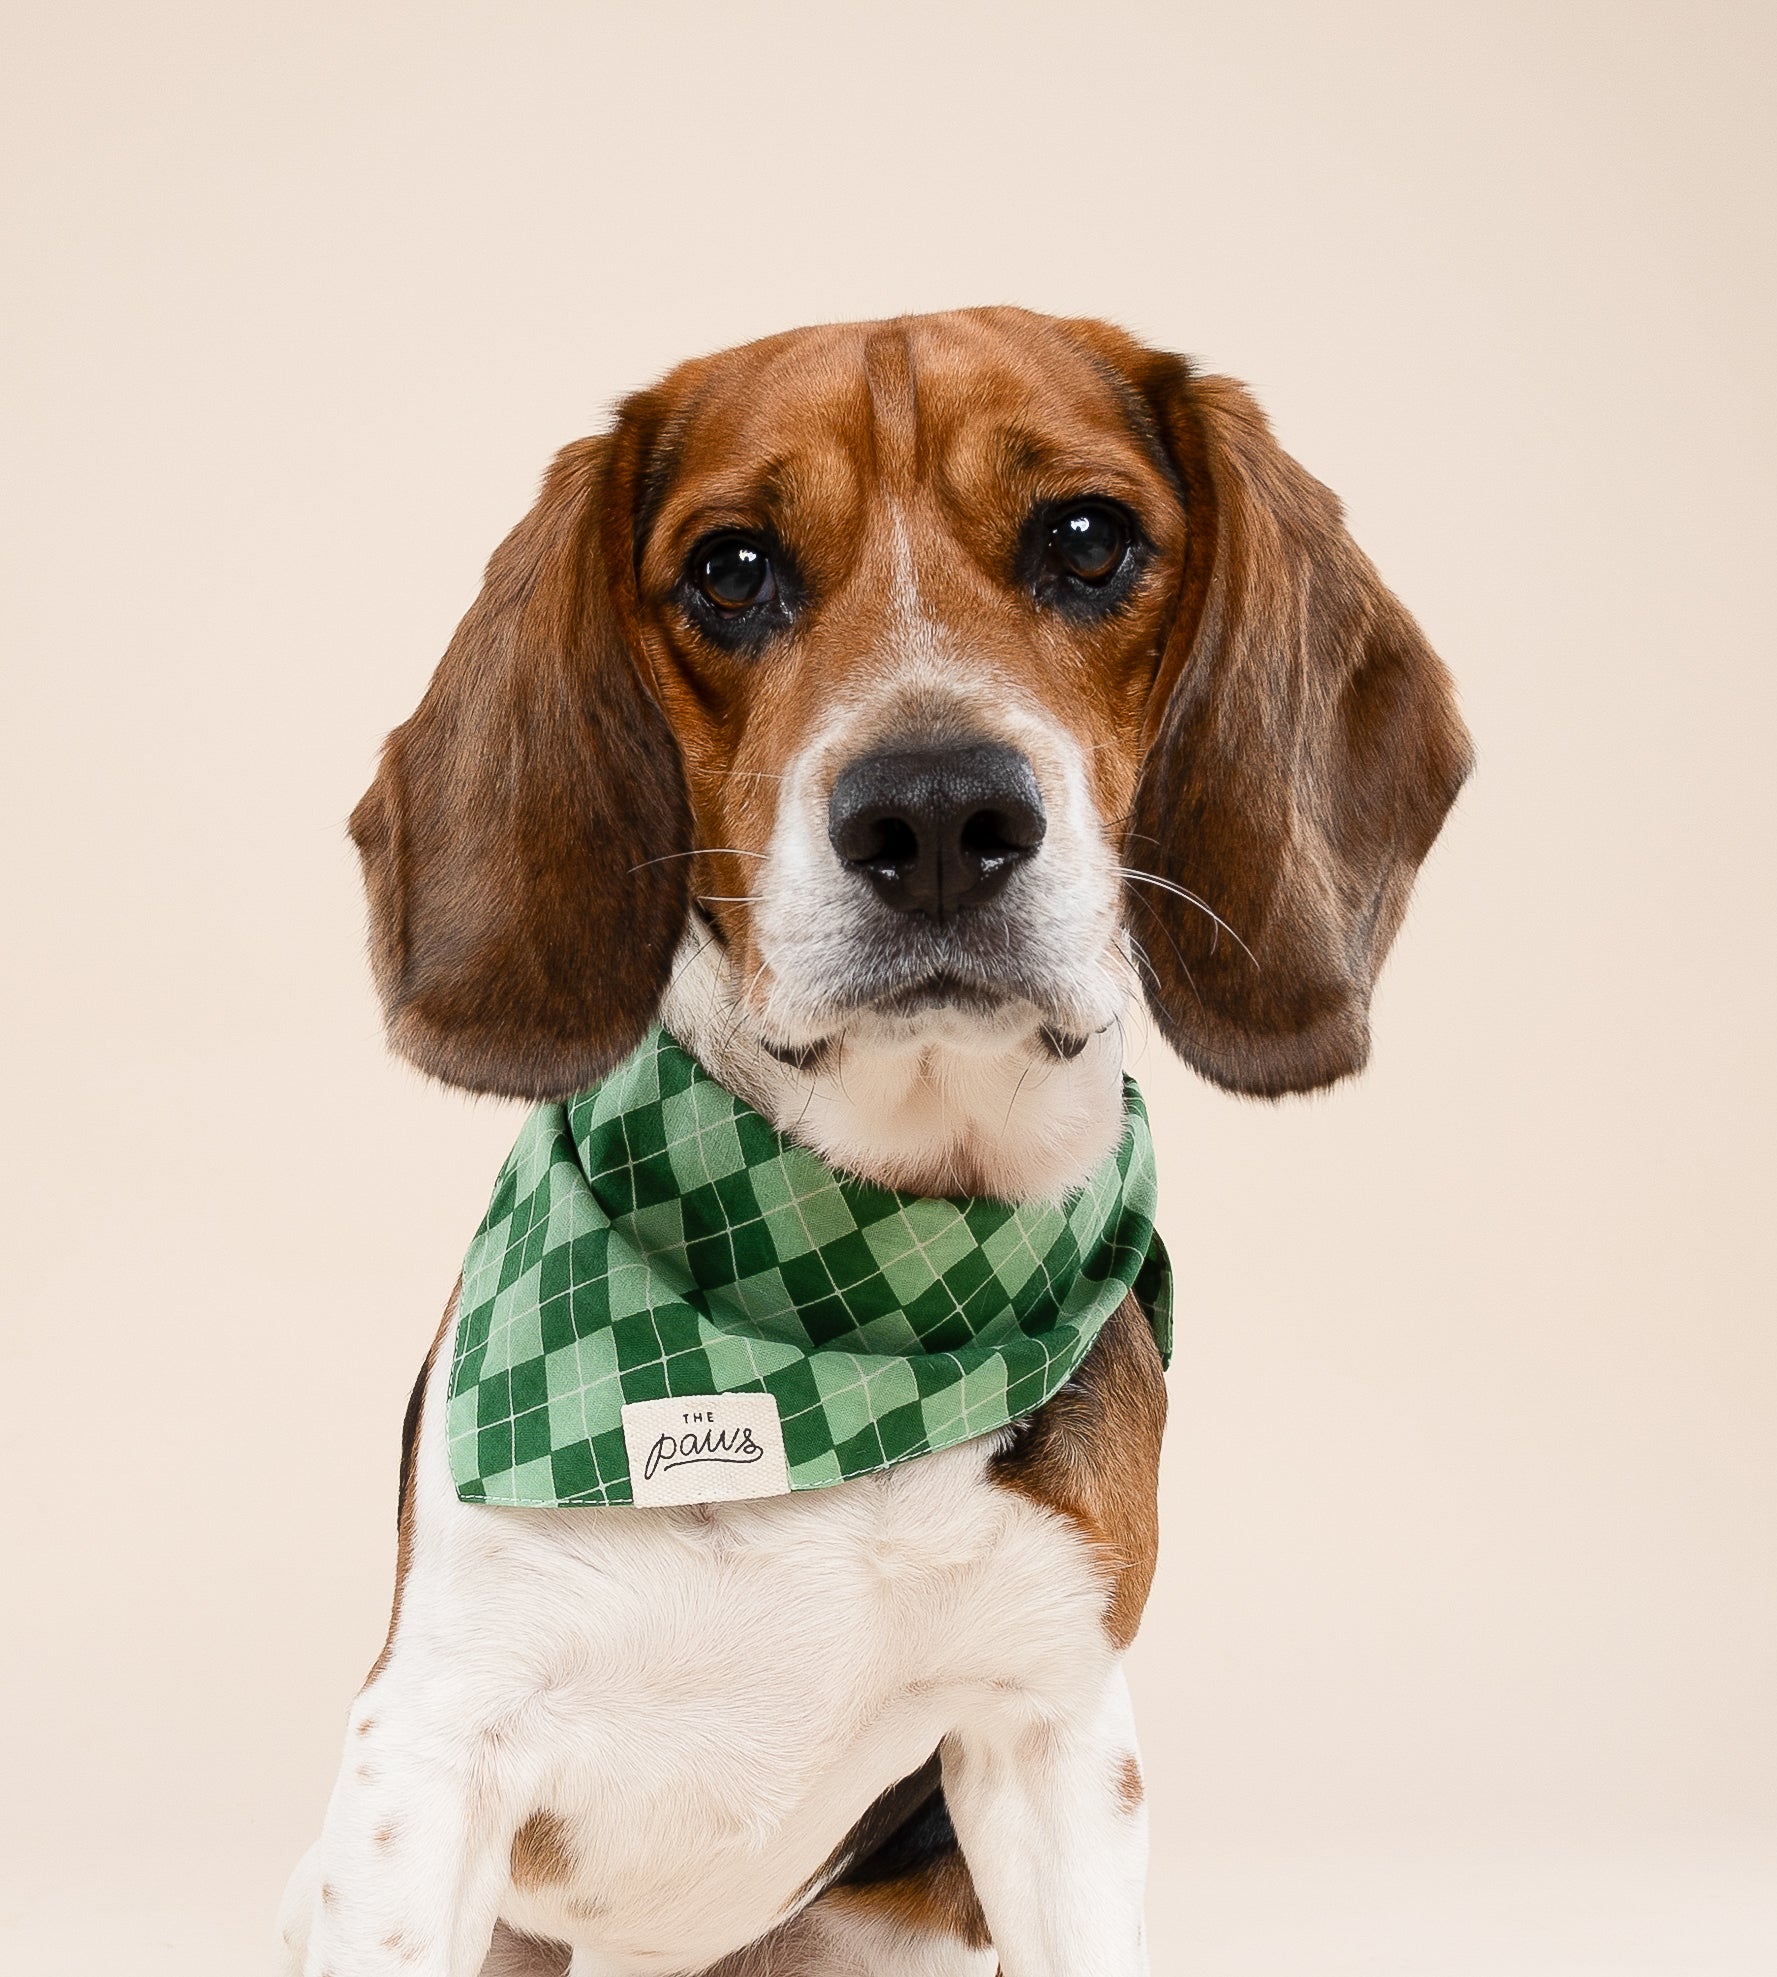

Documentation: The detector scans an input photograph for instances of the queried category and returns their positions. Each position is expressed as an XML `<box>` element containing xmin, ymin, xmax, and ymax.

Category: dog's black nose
<box><xmin>827</xmin><ymin>743</ymin><xmax>1046</xmax><ymax>921</ymax></box>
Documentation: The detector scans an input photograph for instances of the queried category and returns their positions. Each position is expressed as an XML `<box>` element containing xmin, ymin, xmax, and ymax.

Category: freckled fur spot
<box><xmin>511</xmin><ymin>1810</ymin><xmax>578</xmax><ymax>1890</ymax></box>
<box><xmin>355</xmin><ymin>1717</ymin><xmax>376</xmax><ymax>1737</ymax></box>
<box><xmin>374</xmin><ymin>1825</ymin><xmax>396</xmax><ymax>1849</ymax></box>
<box><xmin>1117</xmin><ymin>1752</ymin><xmax>1144</xmax><ymax>1812</ymax></box>
<box><xmin>319</xmin><ymin>1883</ymin><xmax>334</xmax><ymax>1907</ymax></box>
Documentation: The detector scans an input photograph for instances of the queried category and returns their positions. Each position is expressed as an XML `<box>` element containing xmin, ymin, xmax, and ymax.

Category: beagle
<box><xmin>281</xmin><ymin>307</ymin><xmax>1470</xmax><ymax>1976</ymax></box>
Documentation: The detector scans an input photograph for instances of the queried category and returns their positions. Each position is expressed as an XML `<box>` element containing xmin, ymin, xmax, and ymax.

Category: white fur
<box><xmin>280</xmin><ymin>1313</ymin><xmax>1149</xmax><ymax>1975</ymax></box>
<box><xmin>661</xmin><ymin>919</ymin><xmax>1129</xmax><ymax>1208</ymax></box>
<box><xmin>284</xmin><ymin>578</ymin><xmax>1155</xmax><ymax>1971</ymax></box>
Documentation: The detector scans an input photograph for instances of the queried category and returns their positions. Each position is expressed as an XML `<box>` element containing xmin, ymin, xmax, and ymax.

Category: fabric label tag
<box><xmin>621</xmin><ymin>1392</ymin><xmax>792</xmax><ymax>1507</ymax></box>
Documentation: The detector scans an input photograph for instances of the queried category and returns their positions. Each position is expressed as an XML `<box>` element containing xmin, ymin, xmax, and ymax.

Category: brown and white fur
<box><xmin>281</xmin><ymin>308</ymin><xmax>1470</xmax><ymax>1976</ymax></box>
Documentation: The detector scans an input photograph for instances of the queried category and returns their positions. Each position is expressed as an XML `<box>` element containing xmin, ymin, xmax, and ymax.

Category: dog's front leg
<box><xmin>941</xmin><ymin>1663</ymin><xmax>1148</xmax><ymax>1977</ymax></box>
<box><xmin>283</xmin><ymin>1669</ymin><xmax>531</xmax><ymax>1977</ymax></box>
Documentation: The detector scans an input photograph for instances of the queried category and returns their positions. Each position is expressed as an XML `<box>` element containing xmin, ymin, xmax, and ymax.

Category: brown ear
<box><xmin>349</xmin><ymin>427</ymin><xmax>691</xmax><ymax>1099</ymax></box>
<box><xmin>1125</xmin><ymin>361</ymin><xmax>1472</xmax><ymax>1097</ymax></box>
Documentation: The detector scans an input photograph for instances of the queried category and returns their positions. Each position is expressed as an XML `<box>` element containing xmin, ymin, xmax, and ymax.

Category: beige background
<box><xmin>4</xmin><ymin>3</ymin><xmax>1773</xmax><ymax>1970</ymax></box>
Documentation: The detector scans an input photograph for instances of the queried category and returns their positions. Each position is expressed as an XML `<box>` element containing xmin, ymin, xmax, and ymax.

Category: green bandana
<box><xmin>448</xmin><ymin>1027</ymin><xmax>1170</xmax><ymax>1509</ymax></box>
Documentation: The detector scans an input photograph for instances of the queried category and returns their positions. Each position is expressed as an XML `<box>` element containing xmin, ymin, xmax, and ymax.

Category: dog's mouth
<box><xmin>872</xmin><ymin>971</ymin><xmax>1009</xmax><ymax>1017</ymax></box>
<box><xmin>759</xmin><ymin>970</ymin><xmax>1094</xmax><ymax>1070</ymax></box>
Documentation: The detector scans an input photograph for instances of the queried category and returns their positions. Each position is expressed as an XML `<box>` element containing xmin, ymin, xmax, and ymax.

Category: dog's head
<box><xmin>352</xmin><ymin>308</ymin><xmax>1469</xmax><ymax>1180</ymax></box>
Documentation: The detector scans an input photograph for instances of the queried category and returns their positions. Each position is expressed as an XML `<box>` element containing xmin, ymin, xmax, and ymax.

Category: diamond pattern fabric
<box><xmin>448</xmin><ymin>1028</ymin><xmax>1170</xmax><ymax>1507</ymax></box>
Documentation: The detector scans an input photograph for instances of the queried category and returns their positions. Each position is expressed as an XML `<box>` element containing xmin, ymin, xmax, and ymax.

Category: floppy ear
<box><xmin>1125</xmin><ymin>361</ymin><xmax>1472</xmax><ymax>1097</ymax></box>
<box><xmin>349</xmin><ymin>425</ymin><xmax>692</xmax><ymax>1099</ymax></box>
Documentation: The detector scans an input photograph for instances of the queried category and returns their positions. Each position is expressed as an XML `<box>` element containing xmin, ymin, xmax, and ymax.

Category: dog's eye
<box><xmin>697</xmin><ymin>536</ymin><xmax>777</xmax><ymax>611</ymax></box>
<box><xmin>1048</xmin><ymin>504</ymin><xmax>1128</xmax><ymax>584</ymax></box>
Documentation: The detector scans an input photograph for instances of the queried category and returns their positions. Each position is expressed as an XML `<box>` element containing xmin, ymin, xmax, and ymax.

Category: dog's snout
<box><xmin>827</xmin><ymin>743</ymin><xmax>1046</xmax><ymax>921</ymax></box>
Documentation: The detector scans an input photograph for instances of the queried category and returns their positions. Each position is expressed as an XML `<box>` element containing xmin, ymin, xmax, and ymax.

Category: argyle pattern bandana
<box><xmin>448</xmin><ymin>1027</ymin><xmax>1171</xmax><ymax>1508</ymax></box>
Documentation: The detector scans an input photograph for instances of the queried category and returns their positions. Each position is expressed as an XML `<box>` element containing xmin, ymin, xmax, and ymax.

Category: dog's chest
<box><xmin>397</xmin><ymin>1413</ymin><xmax>1109</xmax><ymax>1966</ymax></box>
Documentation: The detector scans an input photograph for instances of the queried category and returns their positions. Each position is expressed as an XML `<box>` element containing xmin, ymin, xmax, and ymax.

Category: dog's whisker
<box><xmin>788</xmin><ymin>1067</ymin><xmax>822</xmax><ymax>1138</ymax></box>
<box><xmin>1001</xmin><ymin>1054</ymin><xmax>1043</xmax><ymax>1130</ymax></box>
<box><xmin>628</xmin><ymin>848</ymin><xmax>768</xmax><ymax>873</ymax></box>
<box><xmin>1118</xmin><ymin>867</ymin><xmax>1258</xmax><ymax>969</ymax></box>
<box><xmin>1127</xmin><ymin>887</ymin><xmax>1203</xmax><ymax>1010</ymax></box>
<box><xmin>666</xmin><ymin>930</ymin><xmax>717</xmax><ymax>991</ymax></box>
<box><xmin>715</xmin><ymin>958</ymin><xmax>774</xmax><ymax>1061</ymax></box>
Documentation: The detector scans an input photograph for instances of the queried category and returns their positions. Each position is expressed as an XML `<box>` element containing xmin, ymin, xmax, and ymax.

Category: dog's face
<box><xmin>352</xmin><ymin>307</ymin><xmax>1470</xmax><ymax>1153</ymax></box>
<box><xmin>634</xmin><ymin>313</ymin><xmax>1188</xmax><ymax>1068</ymax></box>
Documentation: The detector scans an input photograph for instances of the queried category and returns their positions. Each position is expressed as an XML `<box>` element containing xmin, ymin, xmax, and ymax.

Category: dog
<box><xmin>281</xmin><ymin>306</ymin><xmax>1470</xmax><ymax>1976</ymax></box>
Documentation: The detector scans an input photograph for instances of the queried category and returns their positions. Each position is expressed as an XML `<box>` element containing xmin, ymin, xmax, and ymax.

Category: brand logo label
<box><xmin>621</xmin><ymin>1393</ymin><xmax>791</xmax><ymax>1507</ymax></box>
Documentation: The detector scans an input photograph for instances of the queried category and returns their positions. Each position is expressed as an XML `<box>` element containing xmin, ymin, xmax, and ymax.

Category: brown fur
<box><xmin>480</xmin><ymin>1925</ymin><xmax>571</xmax><ymax>1977</ymax></box>
<box><xmin>1116</xmin><ymin>1753</ymin><xmax>1145</xmax><ymax>1815</ymax></box>
<box><xmin>509</xmin><ymin>1812</ymin><xmax>579</xmax><ymax>1893</ymax></box>
<box><xmin>353</xmin><ymin>307</ymin><xmax>1468</xmax><ymax>1102</ymax></box>
<box><xmin>1119</xmin><ymin>351</ymin><xmax>1473</xmax><ymax>1094</ymax></box>
<box><xmin>992</xmin><ymin>1294</ymin><xmax>1168</xmax><ymax>1649</ymax></box>
<box><xmin>351</xmin><ymin>433</ymin><xmax>693</xmax><ymax>1099</ymax></box>
<box><xmin>821</xmin><ymin>1847</ymin><xmax>992</xmax><ymax>1954</ymax></box>
<box><xmin>364</xmin><ymin>1287</ymin><xmax>455</xmax><ymax>1687</ymax></box>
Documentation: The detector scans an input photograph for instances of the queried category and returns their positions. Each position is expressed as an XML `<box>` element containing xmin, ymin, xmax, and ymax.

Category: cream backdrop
<box><xmin>3</xmin><ymin>4</ymin><xmax>1772</xmax><ymax>1971</ymax></box>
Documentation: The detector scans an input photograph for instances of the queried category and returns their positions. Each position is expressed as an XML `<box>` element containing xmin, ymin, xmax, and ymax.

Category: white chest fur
<box><xmin>322</xmin><ymin>1304</ymin><xmax>1122</xmax><ymax>1976</ymax></box>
